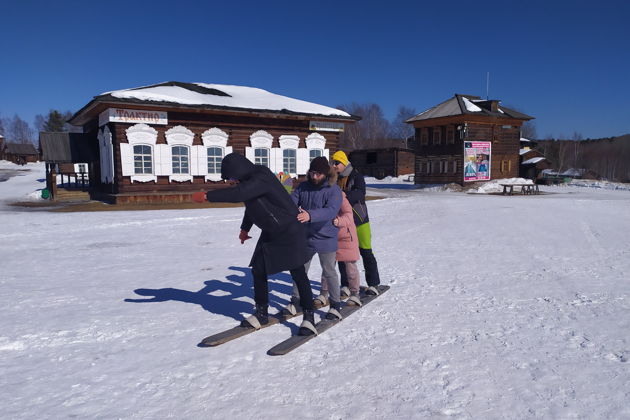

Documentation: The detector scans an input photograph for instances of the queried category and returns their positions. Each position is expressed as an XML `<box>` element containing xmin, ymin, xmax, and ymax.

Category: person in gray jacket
<box><xmin>287</xmin><ymin>156</ymin><xmax>344</xmax><ymax>321</ymax></box>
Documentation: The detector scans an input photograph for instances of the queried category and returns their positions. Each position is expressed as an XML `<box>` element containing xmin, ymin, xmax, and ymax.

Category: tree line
<box><xmin>336</xmin><ymin>103</ymin><xmax>417</xmax><ymax>151</ymax></box>
<box><xmin>536</xmin><ymin>134</ymin><xmax>630</xmax><ymax>183</ymax></box>
<box><xmin>0</xmin><ymin>110</ymin><xmax>73</xmax><ymax>144</ymax></box>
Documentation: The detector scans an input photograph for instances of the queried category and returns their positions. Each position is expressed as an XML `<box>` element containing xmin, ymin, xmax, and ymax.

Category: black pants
<box><xmin>339</xmin><ymin>247</ymin><xmax>381</xmax><ymax>288</ymax></box>
<box><xmin>251</xmin><ymin>253</ymin><xmax>314</xmax><ymax>310</ymax></box>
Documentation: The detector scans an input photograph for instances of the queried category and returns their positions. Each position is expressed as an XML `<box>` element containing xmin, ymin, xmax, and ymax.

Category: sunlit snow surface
<box><xmin>1</xmin><ymin>162</ymin><xmax>629</xmax><ymax>419</ymax></box>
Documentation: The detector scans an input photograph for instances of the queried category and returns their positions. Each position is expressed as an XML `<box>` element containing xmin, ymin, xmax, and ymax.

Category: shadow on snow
<box><xmin>124</xmin><ymin>265</ymin><xmax>320</xmax><ymax>324</ymax></box>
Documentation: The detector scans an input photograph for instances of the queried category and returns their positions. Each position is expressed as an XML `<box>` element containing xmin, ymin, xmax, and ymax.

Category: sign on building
<box><xmin>309</xmin><ymin>121</ymin><xmax>344</xmax><ymax>132</ymax></box>
<box><xmin>99</xmin><ymin>108</ymin><xmax>168</xmax><ymax>126</ymax></box>
<box><xmin>464</xmin><ymin>141</ymin><xmax>491</xmax><ymax>182</ymax></box>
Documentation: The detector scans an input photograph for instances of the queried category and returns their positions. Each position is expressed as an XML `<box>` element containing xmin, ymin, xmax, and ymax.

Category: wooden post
<box><xmin>50</xmin><ymin>164</ymin><xmax>57</xmax><ymax>199</ymax></box>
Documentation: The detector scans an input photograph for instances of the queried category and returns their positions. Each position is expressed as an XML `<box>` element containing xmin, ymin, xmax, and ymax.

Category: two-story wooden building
<box><xmin>67</xmin><ymin>81</ymin><xmax>358</xmax><ymax>203</ymax></box>
<box><xmin>405</xmin><ymin>94</ymin><xmax>534</xmax><ymax>185</ymax></box>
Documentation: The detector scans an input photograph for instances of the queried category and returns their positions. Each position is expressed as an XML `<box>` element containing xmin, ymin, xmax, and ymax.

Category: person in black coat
<box><xmin>192</xmin><ymin>153</ymin><xmax>316</xmax><ymax>335</ymax></box>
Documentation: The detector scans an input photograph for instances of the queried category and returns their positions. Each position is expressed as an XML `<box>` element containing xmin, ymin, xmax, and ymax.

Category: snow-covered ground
<box><xmin>1</xmin><ymin>162</ymin><xmax>629</xmax><ymax>419</ymax></box>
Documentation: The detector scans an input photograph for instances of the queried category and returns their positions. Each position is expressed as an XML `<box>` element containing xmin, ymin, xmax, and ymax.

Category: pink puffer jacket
<box><xmin>336</xmin><ymin>193</ymin><xmax>360</xmax><ymax>262</ymax></box>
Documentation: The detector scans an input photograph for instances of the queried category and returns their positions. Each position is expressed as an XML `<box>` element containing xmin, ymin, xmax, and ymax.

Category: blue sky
<box><xmin>1</xmin><ymin>0</ymin><xmax>629</xmax><ymax>139</ymax></box>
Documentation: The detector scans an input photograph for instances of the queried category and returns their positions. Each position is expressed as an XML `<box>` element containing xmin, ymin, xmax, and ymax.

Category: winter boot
<box><xmin>298</xmin><ymin>309</ymin><xmax>317</xmax><ymax>336</ymax></box>
<box><xmin>313</xmin><ymin>293</ymin><xmax>329</xmax><ymax>308</ymax></box>
<box><xmin>340</xmin><ymin>286</ymin><xmax>351</xmax><ymax>299</ymax></box>
<box><xmin>365</xmin><ymin>286</ymin><xmax>380</xmax><ymax>296</ymax></box>
<box><xmin>346</xmin><ymin>292</ymin><xmax>362</xmax><ymax>307</ymax></box>
<box><xmin>241</xmin><ymin>304</ymin><xmax>269</xmax><ymax>329</ymax></box>
<box><xmin>326</xmin><ymin>300</ymin><xmax>343</xmax><ymax>320</ymax></box>
<box><xmin>281</xmin><ymin>297</ymin><xmax>302</xmax><ymax>319</ymax></box>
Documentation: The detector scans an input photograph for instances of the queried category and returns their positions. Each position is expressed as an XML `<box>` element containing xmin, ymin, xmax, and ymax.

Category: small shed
<box><xmin>3</xmin><ymin>142</ymin><xmax>39</xmax><ymax>165</ymax></box>
<box><xmin>348</xmin><ymin>147</ymin><xmax>415</xmax><ymax>179</ymax></box>
<box><xmin>40</xmin><ymin>132</ymin><xmax>97</xmax><ymax>199</ymax></box>
<box><xmin>519</xmin><ymin>137</ymin><xmax>551</xmax><ymax>181</ymax></box>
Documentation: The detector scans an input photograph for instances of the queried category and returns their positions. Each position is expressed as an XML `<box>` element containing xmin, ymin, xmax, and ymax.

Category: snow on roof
<box><xmin>522</xmin><ymin>157</ymin><xmax>546</xmax><ymax>165</ymax></box>
<box><xmin>520</xmin><ymin>148</ymin><xmax>530</xmax><ymax>155</ymax></box>
<box><xmin>462</xmin><ymin>97</ymin><xmax>482</xmax><ymax>112</ymax></box>
<box><xmin>561</xmin><ymin>168</ymin><xmax>584</xmax><ymax>176</ymax></box>
<box><xmin>520</xmin><ymin>137</ymin><xmax>532</xmax><ymax>142</ymax></box>
<box><xmin>104</xmin><ymin>82</ymin><xmax>350</xmax><ymax>118</ymax></box>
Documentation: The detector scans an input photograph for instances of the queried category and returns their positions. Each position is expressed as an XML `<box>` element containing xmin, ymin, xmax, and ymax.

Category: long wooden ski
<box><xmin>267</xmin><ymin>285</ymin><xmax>390</xmax><ymax>356</ymax></box>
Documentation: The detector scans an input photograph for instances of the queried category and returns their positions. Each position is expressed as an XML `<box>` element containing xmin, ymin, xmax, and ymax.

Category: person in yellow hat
<box><xmin>331</xmin><ymin>150</ymin><xmax>381</xmax><ymax>296</ymax></box>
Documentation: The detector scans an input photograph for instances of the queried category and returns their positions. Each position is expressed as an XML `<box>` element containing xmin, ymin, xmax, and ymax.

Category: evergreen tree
<box><xmin>43</xmin><ymin>110</ymin><xmax>67</xmax><ymax>132</ymax></box>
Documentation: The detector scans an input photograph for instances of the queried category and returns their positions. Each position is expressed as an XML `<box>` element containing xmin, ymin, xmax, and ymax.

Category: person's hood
<box><xmin>340</xmin><ymin>162</ymin><xmax>353</xmax><ymax>177</ymax></box>
<box><xmin>220</xmin><ymin>153</ymin><xmax>256</xmax><ymax>180</ymax></box>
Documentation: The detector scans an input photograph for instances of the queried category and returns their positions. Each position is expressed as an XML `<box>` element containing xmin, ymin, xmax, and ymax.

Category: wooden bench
<box><xmin>500</xmin><ymin>183</ymin><xmax>540</xmax><ymax>195</ymax></box>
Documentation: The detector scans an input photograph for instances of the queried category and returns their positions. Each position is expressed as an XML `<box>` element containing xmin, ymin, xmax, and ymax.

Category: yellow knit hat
<box><xmin>332</xmin><ymin>150</ymin><xmax>349</xmax><ymax>166</ymax></box>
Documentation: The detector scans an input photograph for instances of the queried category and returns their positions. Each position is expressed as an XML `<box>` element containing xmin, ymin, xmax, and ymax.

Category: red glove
<box><xmin>191</xmin><ymin>191</ymin><xmax>207</xmax><ymax>203</ymax></box>
<box><xmin>239</xmin><ymin>230</ymin><xmax>252</xmax><ymax>244</ymax></box>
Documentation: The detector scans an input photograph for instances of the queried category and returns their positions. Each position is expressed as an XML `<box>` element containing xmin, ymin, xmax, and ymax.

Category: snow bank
<box><xmin>468</xmin><ymin>177</ymin><xmax>534</xmax><ymax>194</ymax></box>
<box><xmin>0</xmin><ymin>160</ymin><xmax>47</xmax><ymax>203</ymax></box>
<box><xmin>364</xmin><ymin>174</ymin><xmax>415</xmax><ymax>184</ymax></box>
<box><xmin>566</xmin><ymin>179</ymin><xmax>630</xmax><ymax>191</ymax></box>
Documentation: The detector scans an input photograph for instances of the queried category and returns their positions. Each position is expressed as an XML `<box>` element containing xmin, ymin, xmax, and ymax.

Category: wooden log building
<box><xmin>67</xmin><ymin>82</ymin><xmax>358</xmax><ymax>204</ymax></box>
<box><xmin>348</xmin><ymin>147</ymin><xmax>415</xmax><ymax>179</ymax></box>
<box><xmin>2</xmin><ymin>142</ymin><xmax>39</xmax><ymax>165</ymax></box>
<box><xmin>406</xmin><ymin>94</ymin><xmax>534</xmax><ymax>185</ymax></box>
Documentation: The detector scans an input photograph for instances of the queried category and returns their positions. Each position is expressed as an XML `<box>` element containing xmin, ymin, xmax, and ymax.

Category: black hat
<box><xmin>309</xmin><ymin>156</ymin><xmax>330</xmax><ymax>174</ymax></box>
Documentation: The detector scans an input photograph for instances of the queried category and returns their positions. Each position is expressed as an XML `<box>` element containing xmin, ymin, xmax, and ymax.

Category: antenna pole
<box><xmin>486</xmin><ymin>72</ymin><xmax>490</xmax><ymax>99</ymax></box>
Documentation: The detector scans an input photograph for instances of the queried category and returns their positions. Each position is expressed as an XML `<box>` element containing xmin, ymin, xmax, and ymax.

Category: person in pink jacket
<box><xmin>317</xmin><ymin>192</ymin><xmax>362</xmax><ymax>307</ymax></box>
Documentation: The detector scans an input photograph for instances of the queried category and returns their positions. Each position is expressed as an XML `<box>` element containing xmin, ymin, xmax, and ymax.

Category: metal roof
<box><xmin>39</xmin><ymin>132</ymin><xmax>96</xmax><ymax>163</ymax></box>
<box><xmin>69</xmin><ymin>81</ymin><xmax>360</xmax><ymax>126</ymax></box>
<box><xmin>4</xmin><ymin>142</ymin><xmax>38</xmax><ymax>155</ymax></box>
<box><xmin>406</xmin><ymin>94</ymin><xmax>534</xmax><ymax>123</ymax></box>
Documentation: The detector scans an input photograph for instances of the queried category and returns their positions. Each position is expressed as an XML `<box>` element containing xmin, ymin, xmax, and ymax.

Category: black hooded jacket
<box><xmin>204</xmin><ymin>153</ymin><xmax>309</xmax><ymax>274</ymax></box>
<box><xmin>205</xmin><ymin>153</ymin><xmax>299</xmax><ymax>233</ymax></box>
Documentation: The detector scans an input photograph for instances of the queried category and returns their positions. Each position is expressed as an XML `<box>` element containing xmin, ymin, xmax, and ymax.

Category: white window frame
<box><xmin>246</xmin><ymin>130</ymin><xmax>274</xmax><ymax>171</ymax></box>
<box><xmin>279</xmin><ymin>135</ymin><xmax>299</xmax><ymax>177</ymax></box>
<box><xmin>304</xmin><ymin>132</ymin><xmax>328</xmax><ymax>175</ymax></box>
<box><xmin>207</xmin><ymin>146</ymin><xmax>224</xmax><ymax>177</ymax></box>
<box><xmin>255</xmin><ymin>148</ymin><xmax>270</xmax><ymax>167</ymax></box>
<box><xmin>171</xmin><ymin>145</ymin><xmax>190</xmax><ymax>175</ymax></box>
<box><xmin>121</xmin><ymin>123</ymin><xmax>158</xmax><ymax>183</ymax></box>
<box><xmin>133</xmin><ymin>144</ymin><xmax>154</xmax><ymax>175</ymax></box>
<box><xmin>201</xmin><ymin>127</ymin><xmax>232</xmax><ymax>181</ymax></box>
<box><xmin>165</xmin><ymin>125</ymin><xmax>195</xmax><ymax>182</ymax></box>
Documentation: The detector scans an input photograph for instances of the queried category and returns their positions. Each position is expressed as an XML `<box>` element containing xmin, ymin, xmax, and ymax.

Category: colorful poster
<box><xmin>464</xmin><ymin>141</ymin><xmax>491</xmax><ymax>182</ymax></box>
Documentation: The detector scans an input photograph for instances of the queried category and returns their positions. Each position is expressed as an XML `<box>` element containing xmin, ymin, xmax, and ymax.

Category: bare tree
<box><xmin>521</xmin><ymin>120</ymin><xmax>537</xmax><ymax>139</ymax></box>
<box><xmin>389</xmin><ymin>106</ymin><xmax>417</xmax><ymax>146</ymax></box>
<box><xmin>571</xmin><ymin>131</ymin><xmax>583</xmax><ymax>169</ymax></box>
<box><xmin>8</xmin><ymin>115</ymin><xmax>34</xmax><ymax>144</ymax></box>
<box><xmin>34</xmin><ymin>114</ymin><xmax>46</xmax><ymax>132</ymax></box>
<box><xmin>338</xmin><ymin>103</ymin><xmax>390</xmax><ymax>150</ymax></box>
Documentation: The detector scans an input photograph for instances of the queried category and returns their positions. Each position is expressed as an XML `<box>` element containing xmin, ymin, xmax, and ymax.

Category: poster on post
<box><xmin>464</xmin><ymin>141</ymin><xmax>491</xmax><ymax>182</ymax></box>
